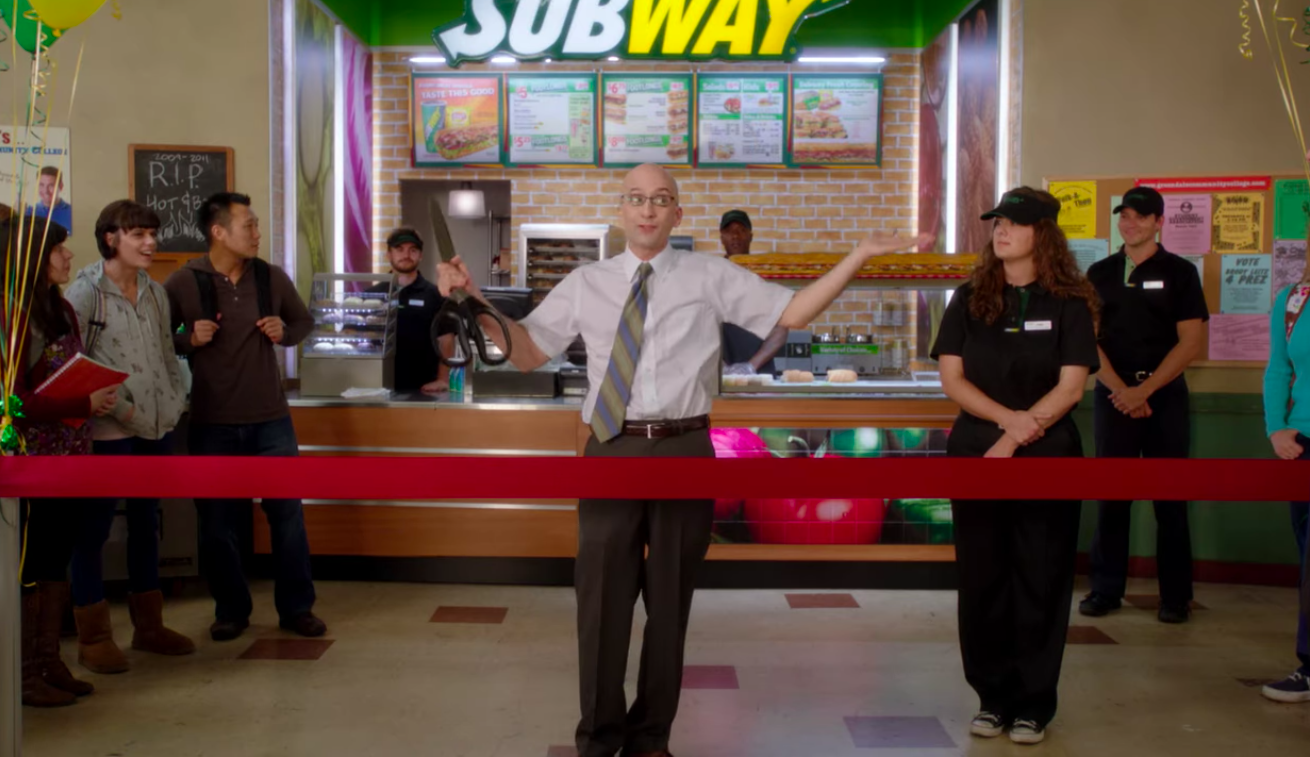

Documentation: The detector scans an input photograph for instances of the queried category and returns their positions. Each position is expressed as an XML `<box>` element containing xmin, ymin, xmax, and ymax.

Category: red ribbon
<box><xmin>1</xmin><ymin>456</ymin><xmax>1307</xmax><ymax>502</ymax></box>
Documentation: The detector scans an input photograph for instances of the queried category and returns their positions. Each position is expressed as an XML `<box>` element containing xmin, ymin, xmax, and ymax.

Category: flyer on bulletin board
<box><xmin>1069</xmin><ymin>238</ymin><xmax>1109</xmax><ymax>274</ymax></box>
<box><xmin>411</xmin><ymin>73</ymin><xmax>503</xmax><ymax>167</ymax></box>
<box><xmin>1220</xmin><ymin>254</ymin><xmax>1272</xmax><ymax>315</ymax></box>
<box><xmin>1049</xmin><ymin>181</ymin><xmax>1097</xmax><ymax>238</ymax></box>
<box><xmin>506</xmin><ymin>74</ymin><xmax>597</xmax><ymax>166</ymax></box>
<box><xmin>1211</xmin><ymin>193</ymin><xmax>1265</xmax><ymax>252</ymax></box>
<box><xmin>1273</xmin><ymin>239</ymin><xmax>1308</xmax><ymax>298</ymax></box>
<box><xmin>1274</xmin><ymin>179</ymin><xmax>1310</xmax><ymax>241</ymax></box>
<box><xmin>1208</xmin><ymin>314</ymin><xmax>1270</xmax><ymax>361</ymax></box>
<box><xmin>1161</xmin><ymin>194</ymin><xmax>1211</xmax><ymax>254</ymax></box>
<box><xmin>1109</xmin><ymin>195</ymin><xmax>1125</xmax><ymax>251</ymax></box>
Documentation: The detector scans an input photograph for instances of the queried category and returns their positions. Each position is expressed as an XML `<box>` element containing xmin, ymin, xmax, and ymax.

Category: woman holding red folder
<box><xmin>4</xmin><ymin>217</ymin><xmax>120</xmax><ymax>707</ymax></box>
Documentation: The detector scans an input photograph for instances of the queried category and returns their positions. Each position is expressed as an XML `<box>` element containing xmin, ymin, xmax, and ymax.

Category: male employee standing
<box><xmin>1081</xmin><ymin>186</ymin><xmax>1209</xmax><ymax>624</ymax></box>
<box><xmin>370</xmin><ymin>228</ymin><xmax>454</xmax><ymax>394</ymax></box>
<box><xmin>718</xmin><ymin>209</ymin><xmax>787</xmax><ymax>375</ymax></box>
<box><xmin>438</xmin><ymin>164</ymin><xmax>928</xmax><ymax>757</ymax></box>
<box><xmin>165</xmin><ymin>192</ymin><xmax>325</xmax><ymax>642</ymax></box>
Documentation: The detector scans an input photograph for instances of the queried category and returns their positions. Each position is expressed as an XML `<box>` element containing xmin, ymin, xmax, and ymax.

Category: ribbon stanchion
<box><xmin>1</xmin><ymin>456</ymin><xmax>1307</xmax><ymax>502</ymax></box>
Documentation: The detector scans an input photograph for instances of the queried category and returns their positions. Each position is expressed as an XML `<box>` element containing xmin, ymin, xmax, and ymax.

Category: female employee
<box><xmin>1260</xmin><ymin>276</ymin><xmax>1310</xmax><ymax>704</ymax></box>
<box><xmin>931</xmin><ymin>187</ymin><xmax>1100</xmax><ymax>745</ymax></box>
<box><xmin>6</xmin><ymin>218</ymin><xmax>119</xmax><ymax>707</ymax></box>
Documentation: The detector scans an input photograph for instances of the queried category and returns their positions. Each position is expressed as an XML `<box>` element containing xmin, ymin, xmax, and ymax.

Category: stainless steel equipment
<box><xmin>773</xmin><ymin>330</ymin><xmax>814</xmax><ymax>374</ymax></box>
<box><xmin>300</xmin><ymin>273</ymin><xmax>398</xmax><ymax>396</ymax></box>
<box><xmin>517</xmin><ymin>223</ymin><xmax>625</xmax><ymax>305</ymax></box>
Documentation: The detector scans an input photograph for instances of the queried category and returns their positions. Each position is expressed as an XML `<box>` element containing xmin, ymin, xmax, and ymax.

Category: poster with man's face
<box><xmin>0</xmin><ymin>126</ymin><xmax>72</xmax><ymax>232</ymax></box>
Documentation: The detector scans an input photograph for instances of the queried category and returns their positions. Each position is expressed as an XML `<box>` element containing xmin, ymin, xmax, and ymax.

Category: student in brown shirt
<box><xmin>164</xmin><ymin>192</ymin><xmax>324</xmax><ymax>642</ymax></box>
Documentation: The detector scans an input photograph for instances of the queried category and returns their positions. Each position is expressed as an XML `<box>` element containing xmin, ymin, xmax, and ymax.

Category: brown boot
<box><xmin>21</xmin><ymin>591</ymin><xmax>75</xmax><ymax>708</ymax></box>
<box><xmin>74</xmin><ymin>599</ymin><xmax>129</xmax><ymax>674</ymax></box>
<box><xmin>35</xmin><ymin>582</ymin><xmax>94</xmax><ymax>696</ymax></box>
<box><xmin>128</xmin><ymin>590</ymin><xmax>195</xmax><ymax>656</ymax></box>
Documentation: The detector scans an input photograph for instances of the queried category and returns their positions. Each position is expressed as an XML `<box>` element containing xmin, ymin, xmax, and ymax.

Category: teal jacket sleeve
<box><xmin>1264</xmin><ymin>286</ymin><xmax>1294</xmax><ymax>437</ymax></box>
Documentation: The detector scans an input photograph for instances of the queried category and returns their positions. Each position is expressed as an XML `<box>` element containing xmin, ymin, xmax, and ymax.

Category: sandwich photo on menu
<box><xmin>666</xmin><ymin>115</ymin><xmax>688</xmax><ymax>133</ymax></box>
<box><xmin>434</xmin><ymin>124</ymin><xmax>499</xmax><ymax>160</ymax></box>
<box><xmin>604</xmin><ymin>92</ymin><xmax>627</xmax><ymax>124</ymax></box>
<box><xmin>665</xmin><ymin>137</ymin><xmax>688</xmax><ymax>161</ymax></box>
<box><xmin>794</xmin><ymin>110</ymin><xmax>848</xmax><ymax>139</ymax></box>
<box><xmin>666</xmin><ymin>89</ymin><xmax>689</xmax><ymax>118</ymax></box>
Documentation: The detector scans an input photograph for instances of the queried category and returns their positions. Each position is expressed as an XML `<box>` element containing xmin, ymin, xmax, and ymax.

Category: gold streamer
<box><xmin>1241</xmin><ymin>0</ymin><xmax>1255</xmax><ymax>59</ymax></box>
<box><xmin>1251</xmin><ymin>1</ymin><xmax>1310</xmax><ymax>183</ymax></box>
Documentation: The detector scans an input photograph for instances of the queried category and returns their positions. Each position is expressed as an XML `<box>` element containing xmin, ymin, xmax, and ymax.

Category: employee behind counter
<box><xmin>370</xmin><ymin>228</ymin><xmax>455</xmax><ymax>394</ymax></box>
<box><xmin>719</xmin><ymin>209</ymin><xmax>788</xmax><ymax>376</ymax></box>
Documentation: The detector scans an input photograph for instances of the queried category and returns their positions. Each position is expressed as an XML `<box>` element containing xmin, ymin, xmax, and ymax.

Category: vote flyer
<box><xmin>600</xmin><ymin>74</ymin><xmax>693</xmax><ymax>167</ymax></box>
<box><xmin>696</xmin><ymin>74</ymin><xmax>788</xmax><ymax>167</ymax></box>
<box><xmin>506</xmin><ymin>74</ymin><xmax>597</xmax><ymax>166</ymax></box>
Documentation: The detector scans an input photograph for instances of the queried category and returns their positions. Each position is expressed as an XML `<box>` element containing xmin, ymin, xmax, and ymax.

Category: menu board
<box><xmin>505</xmin><ymin>74</ymin><xmax>597</xmax><ymax>166</ymax></box>
<box><xmin>411</xmin><ymin>73</ymin><xmax>503</xmax><ymax>167</ymax></box>
<box><xmin>790</xmin><ymin>75</ymin><xmax>883</xmax><ymax>166</ymax></box>
<box><xmin>696</xmin><ymin>74</ymin><xmax>788</xmax><ymax>167</ymax></box>
<box><xmin>601</xmin><ymin>74</ymin><xmax>693</xmax><ymax>167</ymax></box>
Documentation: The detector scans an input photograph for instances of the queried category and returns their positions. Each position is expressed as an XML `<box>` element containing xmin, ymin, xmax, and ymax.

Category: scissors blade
<box><xmin>428</xmin><ymin>195</ymin><xmax>459</xmax><ymax>265</ymax></box>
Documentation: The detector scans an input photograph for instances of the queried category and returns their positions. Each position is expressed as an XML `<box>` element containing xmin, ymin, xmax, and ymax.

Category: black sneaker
<box><xmin>209</xmin><ymin>618</ymin><xmax>250</xmax><ymax>642</ymax></box>
<box><xmin>1078</xmin><ymin>592</ymin><xmax>1121</xmax><ymax>617</ymax></box>
<box><xmin>1009</xmin><ymin>718</ymin><xmax>1045</xmax><ymax>745</ymax></box>
<box><xmin>969</xmin><ymin>711</ymin><xmax>1005</xmax><ymax>738</ymax></box>
<box><xmin>1158</xmin><ymin>604</ymin><xmax>1190</xmax><ymax>624</ymax></box>
<box><xmin>1262</xmin><ymin>671</ymin><xmax>1310</xmax><ymax>703</ymax></box>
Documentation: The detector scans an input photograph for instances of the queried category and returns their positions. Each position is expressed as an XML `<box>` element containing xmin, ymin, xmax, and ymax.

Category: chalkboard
<box><xmin>128</xmin><ymin>144</ymin><xmax>235</xmax><ymax>252</ymax></box>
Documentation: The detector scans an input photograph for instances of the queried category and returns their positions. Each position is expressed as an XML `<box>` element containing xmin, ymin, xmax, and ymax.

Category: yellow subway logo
<box><xmin>434</xmin><ymin>0</ymin><xmax>850</xmax><ymax>64</ymax></box>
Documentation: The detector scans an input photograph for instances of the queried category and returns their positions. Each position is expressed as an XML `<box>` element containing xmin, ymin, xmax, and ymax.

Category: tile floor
<box><xmin>18</xmin><ymin>577</ymin><xmax>1310</xmax><ymax>756</ymax></box>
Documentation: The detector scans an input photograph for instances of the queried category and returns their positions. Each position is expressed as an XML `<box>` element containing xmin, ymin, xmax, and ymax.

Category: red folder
<box><xmin>34</xmin><ymin>353</ymin><xmax>129</xmax><ymax>428</ymax></box>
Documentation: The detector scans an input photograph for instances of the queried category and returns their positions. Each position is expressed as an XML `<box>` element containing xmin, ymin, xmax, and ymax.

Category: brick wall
<box><xmin>371</xmin><ymin>53</ymin><xmax>922</xmax><ymax>335</ymax></box>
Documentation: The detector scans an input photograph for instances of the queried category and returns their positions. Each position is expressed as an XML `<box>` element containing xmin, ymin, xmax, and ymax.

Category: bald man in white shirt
<box><xmin>439</xmin><ymin>164</ymin><xmax>927</xmax><ymax>757</ymax></box>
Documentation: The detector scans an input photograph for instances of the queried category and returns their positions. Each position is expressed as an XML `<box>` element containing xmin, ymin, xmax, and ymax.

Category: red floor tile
<box><xmin>1124</xmin><ymin>595</ymin><xmax>1207</xmax><ymax>611</ymax></box>
<box><xmin>785</xmin><ymin>593</ymin><xmax>860</xmax><ymax>609</ymax></box>
<box><xmin>845</xmin><ymin>716</ymin><xmax>957</xmax><ymax>749</ymax></box>
<box><xmin>430</xmin><ymin>606</ymin><xmax>509</xmax><ymax>624</ymax></box>
<box><xmin>238</xmin><ymin>639</ymin><xmax>334</xmax><ymax>661</ymax></box>
<box><xmin>1067</xmin><ymin>626</ymin><xmax>1118</xmax><ymax>645</ymax></box>
<box><xmin>545</xmin><ymin>747</ymin><xmax>578</xmax><ymax>757</ymax></box>
<box><xmin>682</xmin><ymin>665</ymin><xmax>739</xmax><ymax>689</ymax></box>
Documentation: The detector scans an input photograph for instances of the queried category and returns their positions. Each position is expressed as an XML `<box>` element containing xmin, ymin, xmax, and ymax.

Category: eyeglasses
<box><xmin>620</xmin><ymin>194</ymin><xmax>678</xmax><ymax>208</ymax></box>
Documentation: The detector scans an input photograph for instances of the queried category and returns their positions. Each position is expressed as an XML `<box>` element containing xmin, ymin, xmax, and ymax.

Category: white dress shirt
<box><xmin>521</xmin><ymin>246</ymin><xmax>793</xmax><ymax>423</ymax></box>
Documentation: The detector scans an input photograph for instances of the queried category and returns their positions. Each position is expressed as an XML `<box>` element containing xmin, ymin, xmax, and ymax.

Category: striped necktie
<box><xmin>590</xmin><ymin>262</ymin><xmax>654</xmax><ymax>443</ymax></box>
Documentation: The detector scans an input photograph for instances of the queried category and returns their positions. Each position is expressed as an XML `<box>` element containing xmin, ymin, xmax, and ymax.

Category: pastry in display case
<box><xmin>300</xmin><ymin>273</ymin><xmax>398</xmax><ymax>396</ymax></box>
<box><xmin>517</xmin><ymin>223</ymin><xmax>625</xmax><ymax>304</ymax></box>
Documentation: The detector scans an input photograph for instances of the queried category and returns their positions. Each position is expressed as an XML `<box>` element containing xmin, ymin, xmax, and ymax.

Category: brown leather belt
<box><xmin>621</xmin><ymin>415</ymin><xmax>710</xmax><ymax>439</ymax></box>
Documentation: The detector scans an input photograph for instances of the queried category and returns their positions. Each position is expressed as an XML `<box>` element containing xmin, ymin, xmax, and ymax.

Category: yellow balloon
<box><xmin>27</xmin><ymin>0</ymin><xmax>108</xmax><ymax>30</ymax></box>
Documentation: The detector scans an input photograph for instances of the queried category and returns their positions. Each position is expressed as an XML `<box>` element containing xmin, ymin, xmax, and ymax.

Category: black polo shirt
<box><xmin>369</xmin><ymin>274</ymin><xmax>453</xmax><ymax>392</ymax></box>
<box><xmin>722</xmin><ymin>324</ymin><xmax>776</xmax><ymax>374</ymax></box>
<box><xmin>1087</xmin><ymin>245</ymin><xmax>1209</xmax><ymax>378</ymax></box>
<box><xmin>931</xmin><ymin>281</ymin><xmax>1099</xmax><ymax>433</ymax></box>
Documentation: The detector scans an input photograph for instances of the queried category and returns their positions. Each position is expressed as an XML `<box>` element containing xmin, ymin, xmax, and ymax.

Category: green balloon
<box><xmin>0</xmin><ymin>0</ymin><xmax>60</xmax><ymax>56</ymax></box>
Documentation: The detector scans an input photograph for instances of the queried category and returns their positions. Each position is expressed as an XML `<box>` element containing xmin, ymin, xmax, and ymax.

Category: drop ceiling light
<box><xmin>409</xmin><ymin>56</ymin><xmax>447</xmax><ymax>65</ymax></box>
<box><xmin>796</xmin><ymin>56</ymin><xmax>885</xmax><ymax>64</ymax></box>
<box><xmin>490</xmin><ymin>55</ymin><xmax>516</xmax><ymax>64</ymax></box>
<box><xmin>448</xmin><ymin>182</ymin><xmax>486</xmax><ymax>219</ymax></box>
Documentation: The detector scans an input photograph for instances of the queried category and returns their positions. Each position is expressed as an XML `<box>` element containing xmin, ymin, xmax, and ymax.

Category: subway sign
<box><xmin>434</xmin><ymin>0</ymin><xmax>851</xmax><ymax>64</ymax></box>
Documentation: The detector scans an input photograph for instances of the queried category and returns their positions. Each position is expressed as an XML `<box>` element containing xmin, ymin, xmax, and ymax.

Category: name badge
<box><xmin>409</xmin><ymin>299</ymin><xmax>426</xmax><ymax>307</ymax></box>
<box><xmin>1024</xmin><ymin>320</ymin><xmax>1053</xmax><ymax>332</ymax></box>
<box><xmin>1143</xmin><ymin>281</ymin><xmax>1165</xmax><ymax>290</ymax></box>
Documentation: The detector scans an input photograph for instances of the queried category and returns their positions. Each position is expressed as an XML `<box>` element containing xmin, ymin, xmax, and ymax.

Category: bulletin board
<box><xmin>1043</xmin><ymin>174</ymin><xmax>1307</xmax><ymax>368</ymax></box>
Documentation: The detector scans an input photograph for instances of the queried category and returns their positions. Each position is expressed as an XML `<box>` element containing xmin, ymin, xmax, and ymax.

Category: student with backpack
<box><xmin>64</xmin><ymin>201</ymin><xmax>193</xmax><ymax>673</ymax></box>
<box><xmin>164</xmin><ymin>192</ymin><xmax>323</xmax><ymax>642</ymax></box>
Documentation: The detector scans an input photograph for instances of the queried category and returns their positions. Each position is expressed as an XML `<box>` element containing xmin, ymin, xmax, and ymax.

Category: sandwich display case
<box><xmin>300</xmin><ymin>273</ymin><xmax>398</xmax><ymax>396</ymax></box>
<box><xmin>516</xmin><ymin>223</ymin><xmax>626</xmax><ymax>304</ymax></box>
